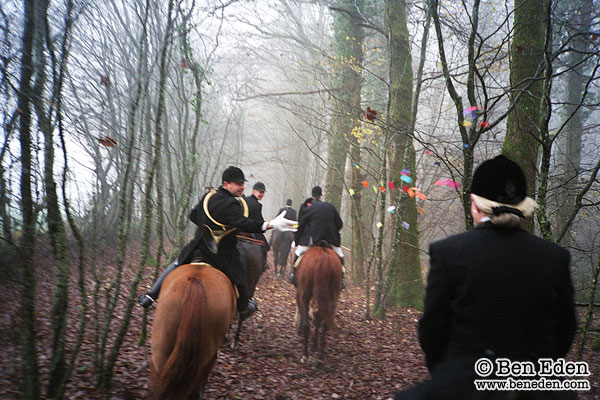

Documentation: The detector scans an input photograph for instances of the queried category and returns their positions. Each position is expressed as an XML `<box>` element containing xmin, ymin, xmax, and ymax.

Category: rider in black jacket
<box><xmin>138</xmin><ymin>167</ymin><xmax>296</xmax><ymax>318</ymax></box>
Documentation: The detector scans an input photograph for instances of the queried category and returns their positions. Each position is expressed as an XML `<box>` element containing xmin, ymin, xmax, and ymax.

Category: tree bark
<box><xmin>502</xmin><ymin>0</ymin><xmax>549</xmax><ymax>232</ymax></box>
<box><xmin>27</xmin><ymin>0</ymin><xmax>74</xmax><ymax>395</ymax></box>
<box><xmin>557</xmin><ymin>0</ymin><xmax>592</xmax><ymax>244</ymax></box>
<box><xmin>17</xmin><ymin>0</ymin><xmax>40</xmax><ymax>397</ymax></box>
<box><xmin>385</xmin><ymin>0</ymin><xmax>424</xmax><ymax>311</ymax></box>
<box><xmin>326</xmin><ymin>0</ymin><xmax>364</xmax><ymax>211</ymax></box>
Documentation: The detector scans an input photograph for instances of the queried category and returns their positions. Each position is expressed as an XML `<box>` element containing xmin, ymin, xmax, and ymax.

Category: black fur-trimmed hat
<box><xmin>471</xmin><ymin>155</ymin><xmax>527</xmax><ymax>204</ymax></box>
<box><xmin>253</xmin><ymin>182</ymin><xmax>266</xmax><ymax>192</ymax></box>
<box><xmin>311</xmin><ymin>186</ymin><xmax>322</xmax><ymax>197</ymax></box>
<box><xmin>222</xmin><ymin>166</ymin><xmax>246</xmax><ymax>183</ymax></box>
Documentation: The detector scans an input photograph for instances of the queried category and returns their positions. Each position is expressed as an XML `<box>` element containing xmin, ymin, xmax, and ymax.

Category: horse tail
<box><xmin>151</xmin><ymin>277</ymin><xmax>210</xmax><ymax>400</ymax></box>
<box><xmin>313</xmin><ymin>248</ymin><xmax>342</xmax><ymax>330</ymax></box>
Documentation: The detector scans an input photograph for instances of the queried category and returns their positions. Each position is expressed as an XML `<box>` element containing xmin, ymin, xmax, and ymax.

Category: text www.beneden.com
<box><xmin>474</xmin><ymin>377</ymin><xmax>590</xmax><ymax>391</ymax></box>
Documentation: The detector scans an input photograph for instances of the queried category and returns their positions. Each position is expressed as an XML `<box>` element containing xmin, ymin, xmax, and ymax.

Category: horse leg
<box><xmin>301</xmin><ymin>317</ymin><xmax>310</xmax><ymax>362</ymax></box>
<box><xmin>311</xmin><ymin>313</ymin><xmax>322</xmax><ymax>352</ymax></box>
<box><xmin>319</xmin><ymin>324</ymin><xmax>328</xmax><ymax>361</ymax></box>
<box><xmin>299</xmin><ymin>303</ymin><xmax>310</xmax><ymax>359</ymax></box>
<box><xmin>231</xmin><ymin>315</ymin><xmax>243</xmax><ymax>349</ymax></box>
<box><xmin>297</xmin><ymin>292</ymin><xmax>311</xmax><ymax>362</ymax></box>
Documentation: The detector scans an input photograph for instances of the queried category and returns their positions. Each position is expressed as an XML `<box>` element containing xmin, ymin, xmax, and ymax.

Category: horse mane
<box><xmin>150</xmin><ymin>276</ymin><xmax>211</xmax><ymax>400</ymax></box>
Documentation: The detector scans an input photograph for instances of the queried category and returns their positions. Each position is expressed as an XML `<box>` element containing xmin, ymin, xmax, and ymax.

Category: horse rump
<box><xmin>150</xmin><ymin>264</ymin><xmax>235</xmax><ymax>400</ymax></box>
<box><xmin>295</xmin><ymin>247</ymin><xmax>343</xmax><ymax>361</ymax></box>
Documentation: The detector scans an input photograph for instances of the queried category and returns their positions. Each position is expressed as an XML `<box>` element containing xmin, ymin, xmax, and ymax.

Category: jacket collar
<box><xmin>218</xmin><ymin>186</ymin><xmax>236</xmax><ymax>198</ymax></box>
<box><xmin>475</xmin><ymin>220</ymin><xmax>525</xmax><ymax>232</ymax></box>
<box><xmin>475</xmin><ymin>220</ymin><xmax>495</xmax><ymax>229</ymax></box>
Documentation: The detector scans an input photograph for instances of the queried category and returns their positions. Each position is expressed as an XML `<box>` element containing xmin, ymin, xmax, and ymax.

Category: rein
<box><xmin>236</xmin><ymin>235</ymin><xmax>265</xmax><ymax>246</ymax></box>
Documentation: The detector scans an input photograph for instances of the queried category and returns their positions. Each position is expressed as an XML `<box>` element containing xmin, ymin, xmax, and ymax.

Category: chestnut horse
<box><xmin>150</xmin><ymin>263</ymin><xmax>236</xmax><ymax>400</ymax></box>
<box><xmin>295</xmin><ymin>244</ymin><xmax>343</xmax><ymax>363</ymax></box>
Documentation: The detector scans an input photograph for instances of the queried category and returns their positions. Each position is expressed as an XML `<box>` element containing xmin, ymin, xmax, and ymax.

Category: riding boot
<box><xmin>237</xmin><ymin>283</ymin><xmax>258</xmax><ymax>320</ymax></box>
<box><xmin>289</xmin><ymin>254</ymin><xmax>298</xmax><ymax>287</ymax></box>
<box><xmin>138</xmin><ymin>259</ymin><xmax>178</xmax><ymax>308</ymax></box>
<box><xmin>340</xmin><ymin>256</ymin><xmax>346</xmax><ymax>290</ymax></box>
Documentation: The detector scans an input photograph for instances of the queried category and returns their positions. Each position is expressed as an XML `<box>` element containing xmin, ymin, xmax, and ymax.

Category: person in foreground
<box><xmin>394</xmin><ymin>155</ymin><xmax>577</xmax><ymax>400</ymax></box>
<box><xmin>138</xmin><ymin>166</ymin><xmax>296</xmax><ymax>319</ymax></box>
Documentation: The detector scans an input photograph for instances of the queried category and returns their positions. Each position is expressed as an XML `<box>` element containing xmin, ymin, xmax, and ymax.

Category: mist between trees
<box><xmin>1</xmin><ymin>0</ymin><xmax>599</xmax><ymax>397</ymax></box>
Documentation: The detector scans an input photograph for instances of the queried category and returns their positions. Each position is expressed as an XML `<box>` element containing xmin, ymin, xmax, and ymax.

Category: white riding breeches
<box><xmin>295</xmin><ymin>244</ymin><xmax>344</xmax><ymax>259</ymax></box>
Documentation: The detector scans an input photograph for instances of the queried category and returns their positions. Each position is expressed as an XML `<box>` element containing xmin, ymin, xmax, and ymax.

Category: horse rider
<box><xmin>269</xmin><ymin>198</ymin><xmax>297</xmax><ymax>250</ymax></box>
<box><xmin>289</xmin><ymin>186</ymin><xmax>344</xmax><ymax>286</ymax></box>
<box><xmin>278</xmin><ymin>198</ymin><xmax>297</xmax><ymax>221</ymax></box>
<box><xmin>138</xmin><ymin>166</ymin><xmax>297</xmax><ymax>319</ymax></box>
<box><xmin>243</xmin><ymin>182</ymin><xmax>270</xmax><ymax>258</ymax></box>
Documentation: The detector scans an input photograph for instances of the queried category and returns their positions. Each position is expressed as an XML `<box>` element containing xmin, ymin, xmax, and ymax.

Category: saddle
<box><xmin>313</xmin><ymin>240</ymin><xmax>333</xmax><ymax>249</ymax></box>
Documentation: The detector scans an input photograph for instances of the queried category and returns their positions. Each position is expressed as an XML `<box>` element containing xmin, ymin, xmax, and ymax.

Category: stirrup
<box><xmin>138</xmin><ymin>293</ymin><xmax>155</xmax><ymax>308</ymax></box>
<box><xmin>288</xmin><ymin>270</ymin><xmax>297</xmax><ymax>287</ymax></box>
<box><xmin>239</xmin><ymin>298</ymin><xmax>258</xmax><ymax>320</ymax></box>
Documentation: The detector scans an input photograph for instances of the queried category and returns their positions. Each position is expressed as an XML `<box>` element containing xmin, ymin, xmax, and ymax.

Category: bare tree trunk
<box><xmin>0</xmin><ymin>163</ymin><xmax>12</xmax><ymax>244</ymax></box>
<box><xmin>533</xmin><ymin>0</ymin><xmax>554</xmax><ymax>240</ymax></box>
<box><xmin>557</xmin><ymin>0</ymin><xmax>592</xmax><ymax>245</ymax></box>
<box><xmin>0</xmin><ymin>9</ymin><xmax>14</xmax><ymax>245</ymax></box>
<box><xmin>373</xmin><ymin>150</ymin><xmax>388</xmax><ymax>318</ymax></box>
<box><xmin>385</xmin><ymin>0</ymin><xmax>424</xmax><ymax>311</ymax></box>
<box><xmin>174</xmin><ymin>9</ymin><xmax>205</xmax><ymax>252</ymax></box>
<box><xmin>17</xmin><ymin>0</ymin><xmax>40</xmax><ymax>397</ymax></box>
<box><xmin>27</xmin><ymin>0</ymin><xmax>75</xmax><ymax>395</ymax></box>
<box><xmin>502</xmin><ymin>0</ymin><xmax>549</xmax><ymax>232</ymax></box>
<box><xmin>326</xmin><ymin>0</ymin><xmax>364</xmax><ymax>210</ymax></box>
<box><xmin>348</xmin><ymin>142</ymin><xmax>365</xmax><ymax>282</ymax></box>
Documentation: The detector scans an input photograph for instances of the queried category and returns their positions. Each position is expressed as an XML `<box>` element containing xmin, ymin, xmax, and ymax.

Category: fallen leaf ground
<box><xmin>1</xmin><ymin>253</ymin><xmax>598</xmax><ymax>399</ymax></box>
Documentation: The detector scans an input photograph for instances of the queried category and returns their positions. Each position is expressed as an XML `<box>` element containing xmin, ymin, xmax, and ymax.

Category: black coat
<box><xmin>244</xmin><ymin>194</ymin><xmax>269</xmax><ymax>250</ymax></box>
<box><xmin>245</xmin><ymin>194</ymin><xmax>264</xmax><ymax>221</ymax></box>
<box><xmin>396</xmin><ymin>222</ymin><xmax>577</xmax><ymax>400</ymax></box>
<box><xmin>295</xmin><ymin>200</ymin><xmax>343</xmax><ymax>247</ymax></box>
<box><xmin>277</xmin><ymin>206</ymin><xmax>297</xmax><ymax>221</ymax></box>
<box><xmin>178</xmin><ymin>187</ymin><xmax>265</xmax><ymax>286</ymax></box>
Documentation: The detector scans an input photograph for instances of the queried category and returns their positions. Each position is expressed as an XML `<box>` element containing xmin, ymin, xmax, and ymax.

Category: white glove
<box><xmin>269</xmin><ymin>211</ymin><xmax>298</xmax><ymax>232</ymax></box>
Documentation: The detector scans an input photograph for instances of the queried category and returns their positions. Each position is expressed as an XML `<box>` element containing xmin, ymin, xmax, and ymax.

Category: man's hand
<box><xmin>269</xmin><ymin>211</ymin><xmax>297</xmax><ymax>232</ymax></box>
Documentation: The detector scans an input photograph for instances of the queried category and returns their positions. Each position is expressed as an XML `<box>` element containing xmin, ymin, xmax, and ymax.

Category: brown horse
<box><xmin>295</xmin><ymin>245</ymin><xmax>343</xmax><ymax>363</ymax></box>
<box><xmin>272</xmin><ymin>230</ymin><xmax>294</xmax><ymax>277</ymax></box>
<box><xmin>231</xmin><ymin>236</ymin><xmax>266</xmax><ymax>348</ymax></box>
<box><xmin>150</xmin><ymin>263</ymin><xmax>236</xmax><ymax>400</ymax></box>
